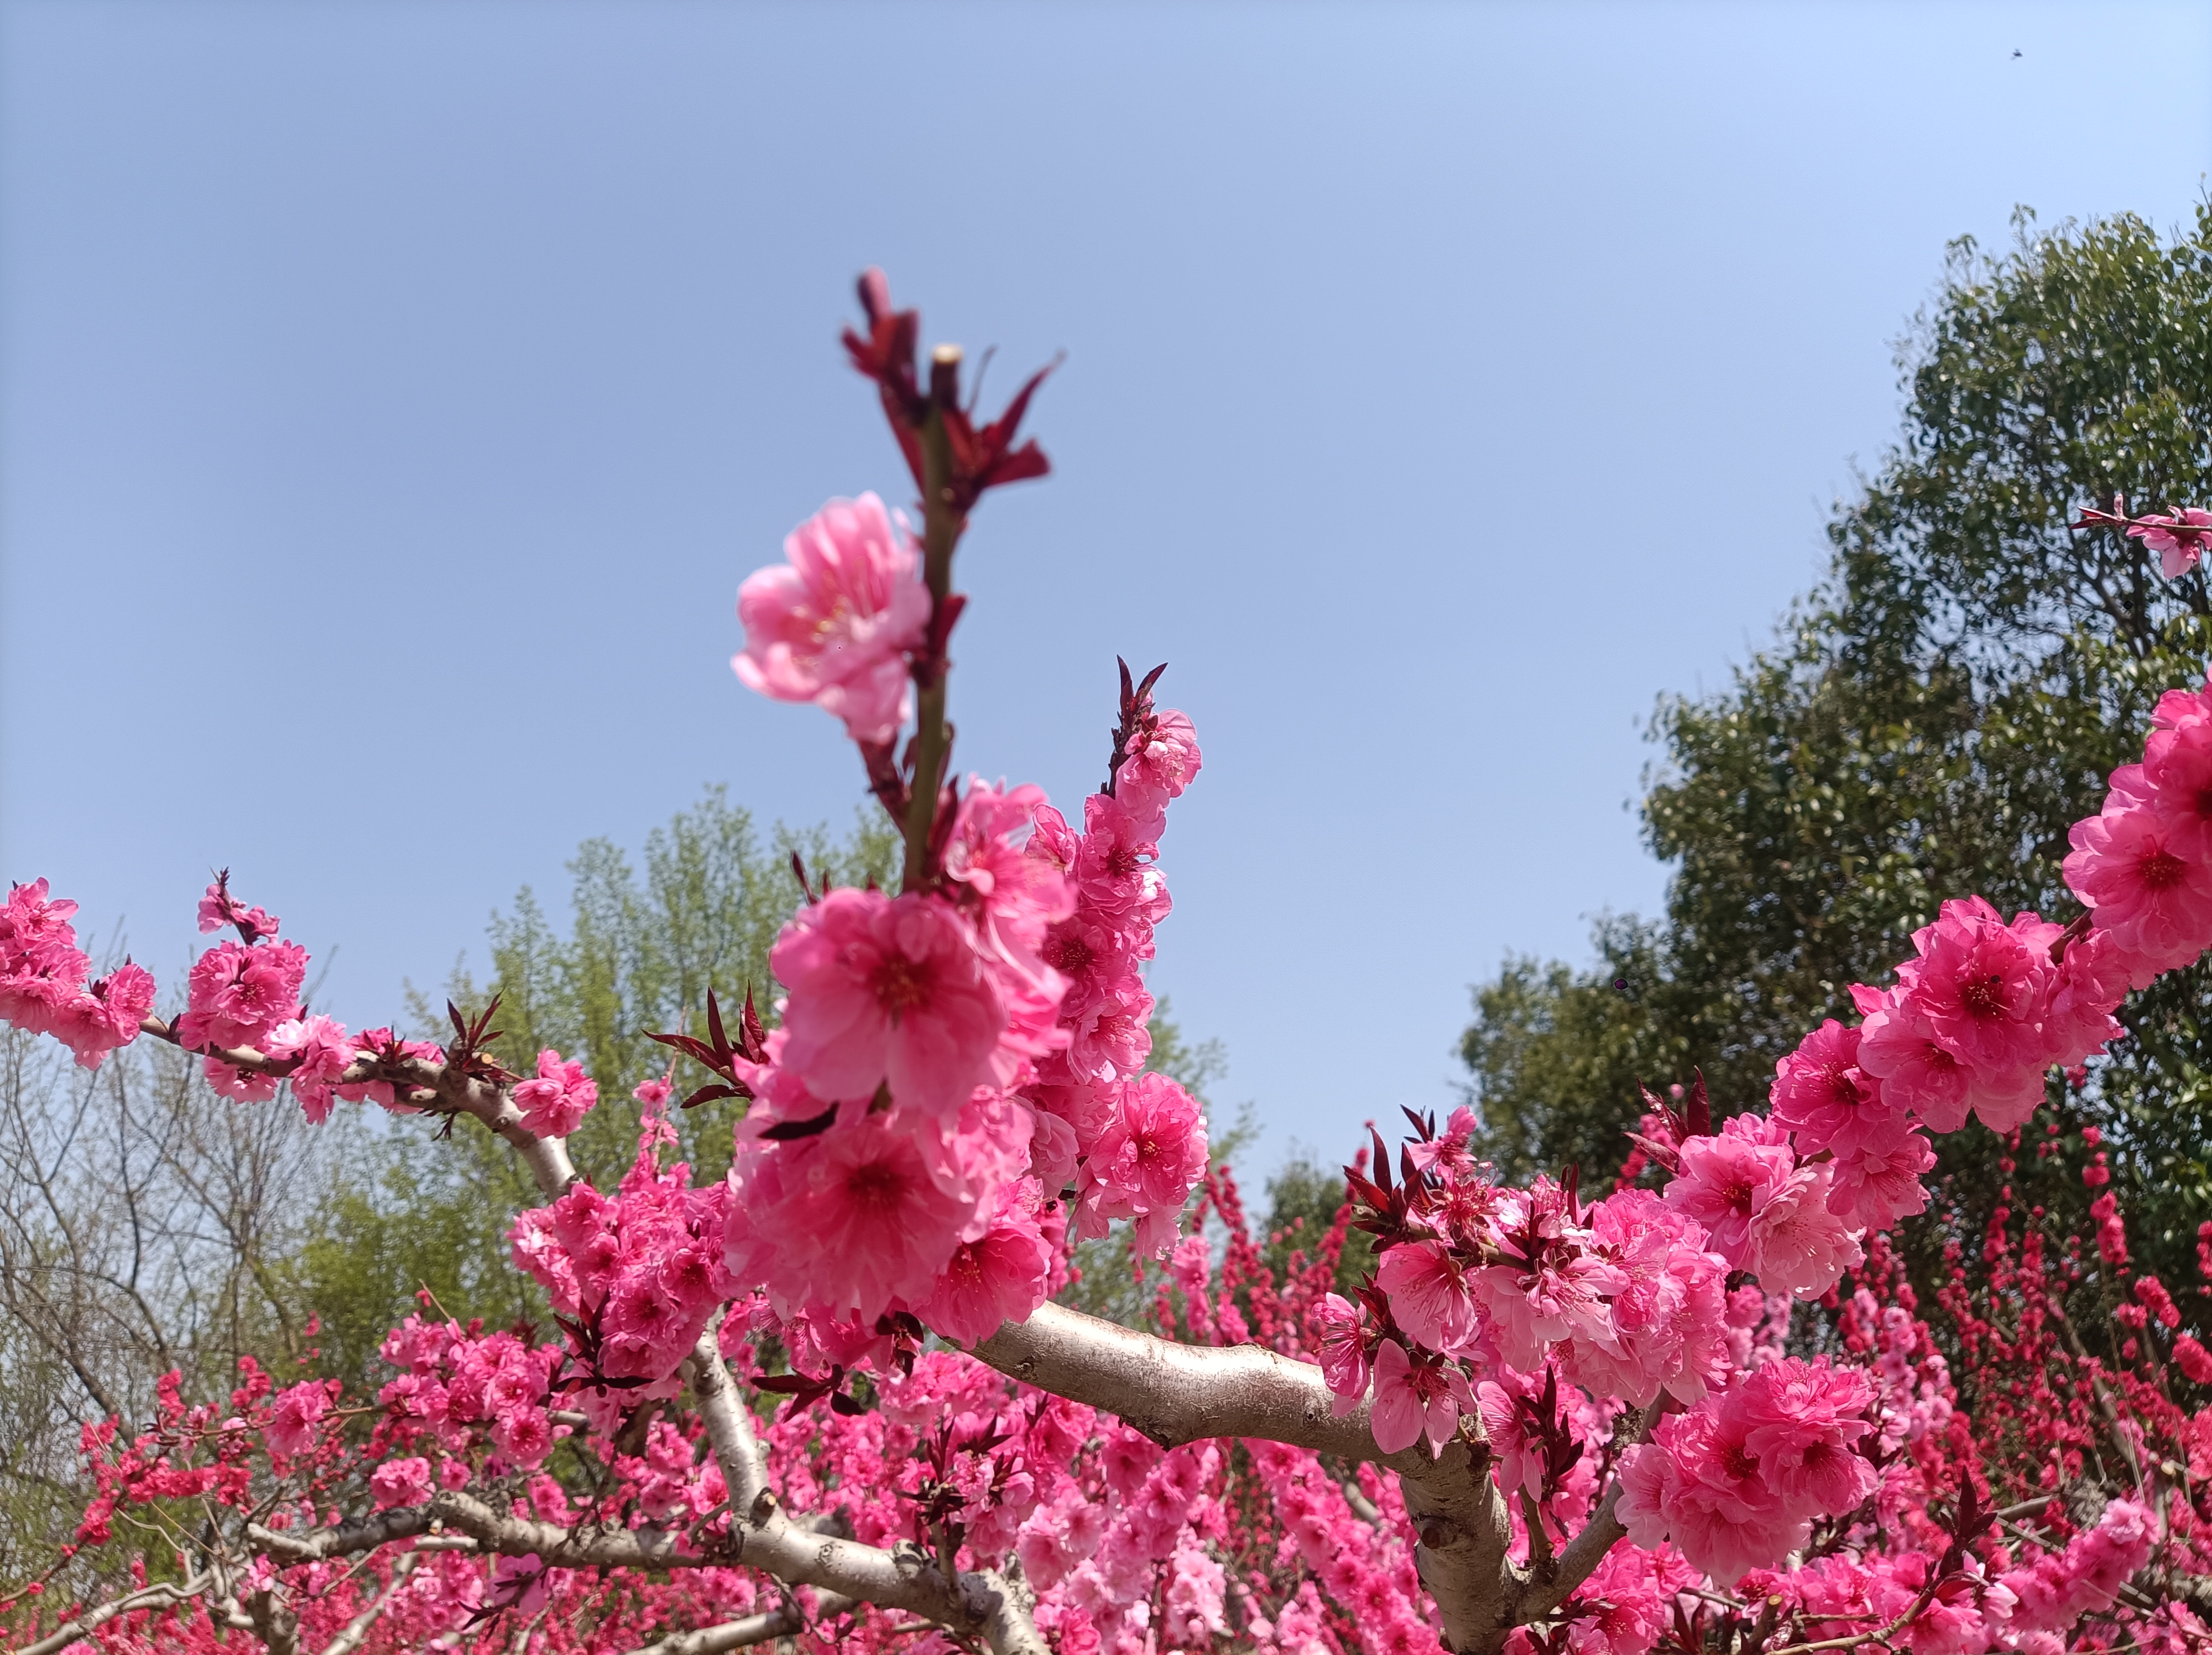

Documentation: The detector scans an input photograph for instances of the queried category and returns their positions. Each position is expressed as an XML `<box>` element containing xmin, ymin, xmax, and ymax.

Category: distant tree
<box><xmin>1462</xmin><ymin>204</ymin><xmax>2212</xmax><ymax>1305</ymax></box>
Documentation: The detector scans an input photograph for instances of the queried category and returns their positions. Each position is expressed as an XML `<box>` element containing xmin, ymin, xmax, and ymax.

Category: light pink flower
<box><xmin>732</xmin><ymin>492</ymin><xmax>930</xmax><ymax>744</ymax></box>
<box><xmin>943</xmin><ymin>780</ymin><xmax>1077</xmax><ymax>973</ymax></box>
<box><xmin>512</xmin><ymin>1048</ymin><xmax>598</xmax><ymax>1138</ymax></box>
<box><xmin>1851</xmin><ymin>983</ymin><xmax>1971</xmax><ymax>1133</ymax></box>
<box><xmin>2128</xmin><ymin>507</ymin><xmax>2212</xmax><ymax>577</ymax></box>
<box><xmin>769</xmin><ymin>1112</ymin><xmax>976</xmax><ymax>1322</ymax></box>
<box><xmin>1089</xmin><ymin>1071</ymin><xmax>1207</xmax><ymax>1210</ymax></box>
<box><xmin>1823</xmin><ymin>1119</ymin><xmax>1936</xmax><ymax>1231</ymax></box>
<box><xmin>1117</xmin><ymin>707</ymin><xmax>1203</xmax><ymax>828</ymax></box>
<box><xmin>1376</xmin><ymin>1239</ymin><xmax>1480</xmax><ymax>1356</ymax></box>
<box><xmin>1563</xmin><ymin>1188</ymin><xmax>1730</xmax><ymax>1408</ymax></box>
<box><xmin>1368</xmin><ymin>1337</ymin><xmax>1470</xmax><ymax>1459</ymax></box>
<box><xmin>265</xmin><ymin>1013</ymin><xmax>356</xmax><ymax>1123</ymax></box>
<box><xmin>1315</xmin><ymin>1292</ymin><xmax>1374</xmax><ymax>1413</ymax></box>
<box><xmin>773</xmin><ymin>887</ymin><xmax>1006</xmax><ymax>1117</ymax></box>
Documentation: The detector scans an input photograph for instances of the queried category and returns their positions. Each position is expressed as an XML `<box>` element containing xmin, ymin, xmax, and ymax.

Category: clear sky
<box><xmin>3</xmin><ymin>1</ymin><xmax>2208</xmax><ymax>1172</ymax></box>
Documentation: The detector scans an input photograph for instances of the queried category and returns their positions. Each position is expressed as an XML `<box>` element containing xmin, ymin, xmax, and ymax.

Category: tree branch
<box><xmin>623</xmin><ymin>1595</ymin><xmax>855</xmax><ymax>1655</ymax></box>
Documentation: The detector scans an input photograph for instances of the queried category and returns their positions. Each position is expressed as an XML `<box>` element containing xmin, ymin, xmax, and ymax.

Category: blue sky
<box><xmin>3</xmin><ymin>1</ymin><xmax>2208</xmax><ymax>1171</ymax></box>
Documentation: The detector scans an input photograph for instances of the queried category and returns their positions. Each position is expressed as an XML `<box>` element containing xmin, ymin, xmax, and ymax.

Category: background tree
<box><xmin>1463</xmin><ymin>202</ymin><xmax>2212</xmax><ymax>1310</ymax></box>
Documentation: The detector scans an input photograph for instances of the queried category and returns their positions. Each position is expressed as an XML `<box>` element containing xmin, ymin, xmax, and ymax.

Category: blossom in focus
<box><xmin>1895</xmin><ymin>898</ymin><xmax>2058</xmax><ymax>1130</ymax></box>
<box><xmin>370</xmin><ymin>1456</ymin><xmax>434</xmax><ymax>1510</ymax></box>
<box><xmin>1116</xmin><ymin>707</ymin><xmax>1203</xmax><ymax>831</ymax></box>
<box><xmin>1768</xmin><ymin>1019</ymin><xmax>1903</xmax><ymax>1157</ymax></box>
<box><xmin>919</xmin><ymin>1180</ymin><xmax>1054</xmax><ymax>1346</ymax></box>
<box><xmin>265</xmin><ymin>1013</ymin><xmax>357</xmax><ymax>1123</ymax></box>
<box><xmin>1368</xmin><ymin>1337</ymin><xmax>1470</xmax><ymax>1458</ymax></box>
<box><xmin>176</xmin><ymin>938</ymin><xmax>307</xmax><ymax>1052</ymax></box>
<box><xmin>732</xmin><ymin>493</ymin><xmax>930</xmax><ymax>745</ymax></box>
<box><xmin>1314</xmin><ymin>1292</ymin><xmax>1374</xmax><ymax>1414</ymax></box>
<box><xmin>513</xmin><ymin>1048</ymin><xmax>599</xmax><ymax>1138</ymax></box>
<box><xmin>773</xmin><ymin>888</ymin><xmax>1007</xmax><ymax>1117</ymax></box>
<box><xmin>1375</xmin><ymin>1239</ymin><xmax>1480</xmax><ymax>1356</ymax></box>
<box><xmin>2065</xmin><ymin>773</ymin><xmax>2212</xmax><ymax>985</ymax></box>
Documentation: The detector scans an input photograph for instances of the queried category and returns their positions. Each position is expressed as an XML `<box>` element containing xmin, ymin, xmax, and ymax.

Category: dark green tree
<box><xmin>1463</xmin><ymin>205</ymin><xmax>2212</xmax><ymax>1313</ymax></box>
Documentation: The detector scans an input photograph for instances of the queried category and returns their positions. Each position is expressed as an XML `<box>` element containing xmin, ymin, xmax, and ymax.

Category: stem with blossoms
<box><xmin>6</xmin><ymin>275</ymin><xmax>2212</xmax><ymax>1655</ymax></box>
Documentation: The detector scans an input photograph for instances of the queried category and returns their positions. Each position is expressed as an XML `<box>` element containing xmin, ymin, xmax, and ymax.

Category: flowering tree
<box><xmin>3</xmin><ymin>275</ymin><xmax>2210</xmax><ymax>1655</ymax></box>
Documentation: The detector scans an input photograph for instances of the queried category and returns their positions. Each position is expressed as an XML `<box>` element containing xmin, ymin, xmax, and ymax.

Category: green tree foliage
<box><xmin>1462</xmin><ymin>205</ymin><xmax>2212</xmax><ymax>1311</ymax></box>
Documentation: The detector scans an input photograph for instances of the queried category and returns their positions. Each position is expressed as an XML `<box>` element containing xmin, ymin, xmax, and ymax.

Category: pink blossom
<box><xmin>1768</xmin><ymin>1019</ymin><xmax>1903</xmax><ymax>1157</ymax></box>
<box><xmin>265</xmin><ymin>1013</ymin><xmax>356</xmax><ymax>1123</ymax></box>
<box><xmin>1851</xmin><ymin>984</ymin><xmax>1970</xmax><ymax>1134</ymax></box>
<box><xmin>736</xmin><ymin>1110</ymin><xmax>975</xmax><ymax>1322</ymax></box>
<box><xmin>1073</xmin><ymin>793</ymin><xmax>1172</xmax><ymax>928</ymax></box>
<box><xmin>45</xmin><ymin>962</ymin><xmax>156</xmax><ymax>1071</ymax></box>
<box><xmin>512</xmin><ymin>1048</ymin><xmax>598</xmax><ymax>1138</ymax></box>
<box><xmin>369</xmin><ymin>1456</ymin><xmax>433</xmax><ymax>1510</ymax></box>
<box><xmin>943</xmin><ymin>780</ymin><xmax>1077</xmax><ymax>1000</ymax></box>
<box><xmin>2128</xmin><ymin>507</ymin><xmax>2212</xmax><ymax>576</ymax></box>
<box><xmin>1315</xmin><ymin>1292</ymin><xmax>1374</xmax><ymax>1413</ymax></box>
<box><xmin>2043</xmin><ymin>927</ymin><xmax>2128</xmax><ymax>1070</ymax></box>
<box><xmin>1376</xmin><ymin>1239</ymin><xmax>1480</xmax><ymax>1356</ymax></box>
<box><xmin>2001</xmin><ymin>1496</ymin><xmax>2156</xmax><ymax>1631</ymax></box>
<box><xmin>732</xmin><ymin>492</ymin><xmax>930</xmax><ymax>743</ymax></box>
<box><xmin>1116</xmin><ymin>706</ymin><xmax>1202</xmax><ymax>828</ymax></box>
<box><xmin>1667</xmin><ymin>1118</ymin><xmax>1860</xmax><ymax>1298</ymax></box>
<box><xmin>1065</xmin><ymin>980</ymin><xmax>1154</xmax><ymax>1084</ymax></box>
<box><xmin>263</xmin><ymin>1380</ymin><xmax>331</xmax><ymax>1460</ymax></box>
<box><xmin>1563</xmin><ymin>1188</ymin><xmax>1730</xmax><ymax>1408</ymax></box>
<box><xmin>920</xmin><ymin>1183</ymin><xmax>1052</xmax><ymax>1345</ymax></box>
<box><xmin>1617</xmin><ymin>1407</ymin><xmax>1806</xmax><ymax>1587</ymax></box>
<box><xmin>2144</xmin><ymin>712</ymin><xmax>2212</xmax><ymax>865</ymax></box>
<box><xmin>196</xmin><ymin>876</ymin><xmax>279</xmax><ymax>942</ymax></box>
<box><xmin>2065</xmin><ymin>787</ymin><xmax>2212</xmax><ymax>983</ymax></box>
<box><xmin>1734</xmin><ymin>1359</ymin><xmax>1876</xmax><ymax>1517</ymax></box>
<box><xmin>1897</xmin><ymin>898</ymin><xmax>2059</xmax><ymax>1126</ymax></box>
<box><xmin>1823</xmin><ymin>1120</ymin><xmax>1936</xmax><ymax>1231</ymax></box>
<box><xmin>176</xmin><ymin>939</ymin><xmax>307</xmax><ymax>1052</ymax></box>
<box><xmin>773</xmin><ymin>888</ymin><xmax>1006</xmax><ymax>1116</ymax></box>
<box><xmin>1368</xmin><ymin>1338</ymin><xmax>1470</xmax><ymax>1459</ymax></box>
<box><xmin>1472</xmin><ymin>1179</ymin><xmax>1628</xmax><ymax>1370</ymax></box>
<box><xmin>1076</xmin><ymin>1071</ymin><xmax>1207</xmax><ymax>1253</ymax></box>
<box><xmin>2174</xmin><ymin>1334</ymin><xmax>2212</xmax><ymax>1383</ymax></box>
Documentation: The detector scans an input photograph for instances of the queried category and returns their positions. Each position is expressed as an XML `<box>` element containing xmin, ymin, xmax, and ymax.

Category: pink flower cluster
<box><xmin>375</xmin><ymin>1314</ymin><xmax>572</xmax><ymax>1472</ymax></box>
<box><xmin>721</xmin><ymin>534</ymin><xmax>1208</xmax><ymax>1342</ymax></box>
<box><xmin>0</xmin><ymin>879</ymin><xmax>155</xmax><ymax>1069</ymax></box>
<box><xmin>2066</xmin><ymin>670</ymin><xmax>2212</xmax><ymax>984</ymax></box>
<box><xmin>1616</xmin><ymin>1357</ymin><xmax>1877</xmax><ymax>1584</ymax></box>
<box><xmin>510</xmin><ymin>1127</ymin><xmax>740</xmax><ymax>1409</ymax></box>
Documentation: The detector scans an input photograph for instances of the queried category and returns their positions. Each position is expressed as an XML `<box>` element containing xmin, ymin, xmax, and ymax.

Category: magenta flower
<box><xmin>512</xmin><ymin>1048</ymin><xmax>599</xmax><ymax>1138</ymax></box>
<box><xmin>785</xmin><ymin>1114</ymin><xmax>977</xmax><ymax>1322</ymax></box>
<box><xmin>919</xmin><ymin>1183</ymin><xmax>1052</xmax><ymax>1346</ymax></box>
<box><xmin>732</xmin><ymin>493</ymin><xmax>930</xmax><ymax>745</ymax></box>
<box><xmin>1850</xmin><ymin>983</ymin><xmax>1970</xmax><ymax>1133</ymax></box>
<box><xmin>2065</xmin><ymin>790</ymin><xmax>2212</xmax><ymax>984</ymax></box>
<box><xmin>771</xmin><ymin>887</ymin><xmax>1006</xmax><ymax>1117</ymax></box>
<box><xmin>1767</xmin><ymin>1019</ymin><xmax>1903</xmax><ymax>1157</ymax></box>
<box><xmin>1368</xmin><ymin>1337</ymin><xmax>1470</xmax><ymax>1459</ymax></box>
<box><xmin>1314</xmin><ymin>1292</ymin><xmax>1375</xmax><ymax>1414</ymax></box>
<box><xmin>176</xmin><ymin>938</ymin><xmax>307</xmax><ymax>1052</ymax></box>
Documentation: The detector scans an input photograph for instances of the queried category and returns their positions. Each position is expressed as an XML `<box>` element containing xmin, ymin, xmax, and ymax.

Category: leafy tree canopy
<box><xmin>1463</xmin><ymin>204</ymin><xmax>2212</xmax><ymax>1308</ymax></box>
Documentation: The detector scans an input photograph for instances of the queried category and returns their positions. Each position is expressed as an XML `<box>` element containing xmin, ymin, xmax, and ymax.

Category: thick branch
<box><xmin>978</xmin><ymin>1302</ymin><xmax>1528</xmax><ymax>1652</ymax></box>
